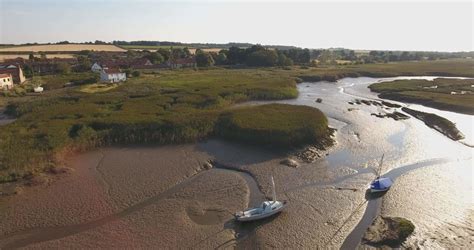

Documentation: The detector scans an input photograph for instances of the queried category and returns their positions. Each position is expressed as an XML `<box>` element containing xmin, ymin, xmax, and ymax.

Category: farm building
<box><xmin>0</xmin><ymin>64</ymin><xmax>26</xmax><ymax>84</ymax></box>
<box><xmin>100</xmin><ymin>68</ymin><xmax>126</xmax><ymax>83</ymax></box>
<box><xmin>167</xmin><ymin>57</ymin><xmax>196</xmax><ymax>69</ymax></box>
<box><xmin>0</xmin><ymin>73</ymin><xmax>13</xmax><ymax>90</ymax></box>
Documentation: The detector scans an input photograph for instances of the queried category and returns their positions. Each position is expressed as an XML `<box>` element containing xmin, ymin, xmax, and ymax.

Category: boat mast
<box><xmin>377</xmin><ymin>154</ymin><xmax>384</xmax><ymax>178</ymax></box>
<box><xmin>271</xmin><ymin>176</ymin><xmax>276</xmax><ymax>203</ymax></box>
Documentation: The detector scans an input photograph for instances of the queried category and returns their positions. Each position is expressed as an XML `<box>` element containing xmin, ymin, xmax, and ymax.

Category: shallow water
<box><xmin>288</xmin><ymin>77</ymin><xmax>473</xmax><ymax>248</ymax></box>
<box><xmin>0</xmin><ymin>76</ymin><xmax>472</xmax><ymax>249</ymax></box>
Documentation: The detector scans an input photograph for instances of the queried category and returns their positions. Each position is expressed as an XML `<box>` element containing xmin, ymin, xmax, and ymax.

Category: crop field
<box><xmin>0</xmin><ymin>54</ymin><xmax>75</xmax><ymax>62</ymax></box>
<box><xmin>0</xmin><ymin>44</ymin><xmax>126</xmax><ymax>52</ymax></box>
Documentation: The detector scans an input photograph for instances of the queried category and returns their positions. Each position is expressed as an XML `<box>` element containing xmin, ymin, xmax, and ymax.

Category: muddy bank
<box><xmin>377</xmin><ymin>91</ymin><xmax>474</xmax><ymax>115</ymax></box>
<box><xmin>0</xmin><ymin>138</ymin><xmax>370</xmax><ymax>249</ymax></box>
<box><xmin>362</xmin><ymin>216</ymin><xmax>415</xmax><ymax>247</ymax></box>
<box><xmin>401</xmin><ymin>107</ymin><xmax>465</xmax><ymax>141</ymax></box>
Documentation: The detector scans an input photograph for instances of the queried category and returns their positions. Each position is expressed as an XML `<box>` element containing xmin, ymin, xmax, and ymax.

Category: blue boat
<box><xmin>369</xmin><ymin>154</ymin><xmax>393</xmax><ymax>193</ymax></box>
<box><xmin>370</xmin><ymin>177</ymin><xmax>393</xmax><ymax>193</ymax></box>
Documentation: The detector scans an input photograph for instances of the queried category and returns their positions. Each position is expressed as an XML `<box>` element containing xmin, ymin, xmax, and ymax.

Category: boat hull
<box><xmin>235</xmin><ymin>203</ymin><xmax>286</xmax><ymax>222</ymax></box>
<box><xmin>370</xmin><ymin>187</ymin><xmax>390</xmax><ymax>193</ymax></box>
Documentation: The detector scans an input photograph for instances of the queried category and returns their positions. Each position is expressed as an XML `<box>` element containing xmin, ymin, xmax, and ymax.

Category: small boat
<box><xmin>235</xmin><ymin>176</ymin><xmax>287</xmax><ymax>222</ymax></box>
<box><xmin>33</xmin><ymin>86</ymin><xmax>44</xmax><ymax>93</ymax></box>
<box><xmin>369</xmin><ymin>154</ymin><xmax>393</xmax><ymax>193</ymax></box>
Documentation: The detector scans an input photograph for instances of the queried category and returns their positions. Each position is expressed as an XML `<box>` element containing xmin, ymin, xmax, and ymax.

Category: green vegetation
<box><xmin>0</xmin><ymin>69</ymin><xmax>300</xmax><ymax>181</ymax></box>
<box><xmin>296</xmin><ymin>59</ymin><xmax>474</xmax><ymax>81</ymax></box>
<box><xmin>401</xmin><ymin>107</ymin><xmax>464</xmax><ymax>141</ymax></box>
<box><xmin>1</xmin><ymin>59</ymin><xmax>474</xmax><ymax>182</ymax></box>
<box><xmin>31</xmin><ymin>72</ymin><xmax>98</xmax><ymax>90</ymax></box>
<box><xmin>369</xmin><ymin>78</ymin><xmax>474</xmax><ymax>114</ymax></box>
<box><xmin>216</xmin><ymin>104</ymin><xmax>330</xmax><ymax>147</ymax></box>
<box><xmin>396</xmin><ymin>218</ymin><xmax>415</xmax><ymax>241</ymax></box>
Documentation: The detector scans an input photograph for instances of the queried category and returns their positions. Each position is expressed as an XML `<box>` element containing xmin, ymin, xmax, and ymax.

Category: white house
<box><xmin>91</xmin><ymin>62</ymin><xmax>103</xmax><ymax>72</ymax></box>
<box><xmin>0</xmin><ymin>73</ymin><xmax>13</xmax><ymax>90</ymax></box>
<box><xmin>100</xmin><ymin>68</ymin><xmax>126</xmax><ymax>83</ymax></box>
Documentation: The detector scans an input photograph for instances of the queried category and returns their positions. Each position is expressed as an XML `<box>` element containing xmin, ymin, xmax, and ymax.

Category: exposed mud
<box><xmin>0</xmin><ymin>76</ymin><xmax>472</xmax><ymax>249</ymax></box>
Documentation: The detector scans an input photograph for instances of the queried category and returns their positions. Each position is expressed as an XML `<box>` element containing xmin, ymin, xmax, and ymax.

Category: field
<box><xmin>0</xmin><ymin>44</ymin><xmax>126</xmax><ymax>52</ymax></box>
<box><xmin>369</xmin><ymin>78</ymin><xmax>474</xmax><ymax>114</ymax></box>
<box><xmin>0</xmin><ymin>54</ymin><xmax>75</xmax><ymax>62</ymax></box>
<box><xmin>122</xmin><ymin>45</ymin><xmax>222</xmax><ymax>54</ymax></box>
<box><xmin>1</xmin><ymin>58</ymin><xmax>474</xmax><ymax>182</ymax></box>
<box><xmin>121</xmin><ymin>45</ymin><xmax>187</xmax><ymax>50</ymax></box>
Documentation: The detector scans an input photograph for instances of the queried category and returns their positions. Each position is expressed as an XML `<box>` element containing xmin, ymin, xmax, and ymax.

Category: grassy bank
<box><xmin>369</xmin><ymin>78</ymin><xmax>474</xmax><ymax>115</ymax></box>
<box><xmin>295</xmin><ymin>59</ymin><xmax>474</xmax><ymax>82</ymax></box>
<box><xmin>0</xmin><ymin>69</ymin><xmax>301</xmax><ymax>182</ymax></box>
<box><xmin>216</xmin><ymin>104</ymin><xmax>331</xmax><ymax>148</ymax></box>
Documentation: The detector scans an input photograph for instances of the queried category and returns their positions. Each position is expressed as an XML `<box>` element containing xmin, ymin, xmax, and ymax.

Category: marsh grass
<box><xmin>369</xmin><ymin>78</ymin><xmax>474</xmax><ymax>114</ymax></box>
<box><xmin>0</xmin><ymin>68</ymin><xmax>302</xmax><ymax>181</ymax></box>
<box><xmin>1</xmin><ymin>59</ymin><xmax>473</xmax><ymax>181</ymax></box>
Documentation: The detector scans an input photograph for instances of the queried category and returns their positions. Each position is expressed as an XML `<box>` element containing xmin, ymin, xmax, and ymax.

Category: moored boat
<box><xmin>235</xmin><ymin>176</ymin><xmax>287</xmax><ymax>222</ymax></box>
<box><xmin>369</xmin><ymin>154</ymin><xmax>393</xmax><ymax>193</ymax></box>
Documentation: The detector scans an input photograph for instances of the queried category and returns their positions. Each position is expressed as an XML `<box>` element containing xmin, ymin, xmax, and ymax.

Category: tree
<box><xmin>145</xmin><ymin>52</ymin><xmax>164</xmax><ymax>64</ymax></box>
<box><xmin>40</xmin><ymin>52</ymin><xmax>47</xmax><ymax>60</ymax></box>
<box><xmin>215</xmin><ymin>53</ymin><xmax>228</xmax><ymax>65</ymax></box>
<box><xmin>195</xmin><ymin>51</ymin><xmax>215</xmax><ymax>67</ymax></box>
<box><xmin>76</xmin><ymin>56</ymin><xmax>91</xmax><ymax>72</ymax></box>
<box><xmin>227</xmin><ymin>46</ymin><xmax>246</xmax><ymax>64</ymax></box>
<box><xmin>132</xmin><ymin>71</ymin><xmax>140</xmax><ymax>77</ymax></box>
<box><xmin>246</xmin><ymin>50</ymin><xmax>278</xmax><ymax>67</ymax></box>
<box><xmin>28</xmin><ymin>53</ymin><xmax>35</xmax><ymax>60</ymax></box>
<box><xmin>23</xmin><ymin>65</ymin><xmax>33</xmax><ymax>78</ymax></box>
<box><xmin>277</xmin><ymin>53</ymin><xmax>293</xmax><ymax>66</ymax></box>
<box><xmin>157</xmin><ymin>48</ymin><xmax>171</xmax><ymax>61</ymax></box>
<box><xmin>56</xmin><ymin>62</ymin><xmax>71</xmax><ymax>74</ymax></box>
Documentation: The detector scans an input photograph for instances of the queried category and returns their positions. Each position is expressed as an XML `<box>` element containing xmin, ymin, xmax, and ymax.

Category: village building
<box><xmin>91</xmin><ymin>62</ymin><xmax>103</xmax><ymax>72</ymax></box>
<box><xmin>100</xmin><ymin>68</ymin><xmax>126</xmax><ymax>83</ymax></box>
<box><xmin>0</xmin><ymin>73</ymin><xmax>13</xmax><ymax>90</ymax></box>
<box><xmin>167</xmin><ymin>57</ymin><xmax>197</xmax><ymax>69</ymax></box>
<box><xmin>3</xmin><ymin>57</ymin><xmax>78</xmax><ymax>75</ymax></box>
<box><xmin>0</xmin><ymin>64</ymin><xmax>26</xmax><ymax>84</ymax></box>
<box><xmin>92</xmin><ymin>58</ymin><xmax>154</xmax><ymax>72</ymax></box>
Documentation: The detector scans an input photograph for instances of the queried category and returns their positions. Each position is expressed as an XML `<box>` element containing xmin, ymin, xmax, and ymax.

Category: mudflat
<box><xmin>0</xmin><ymin>139</ymin><xmax>369</xmax><ymax>248</ymax></box>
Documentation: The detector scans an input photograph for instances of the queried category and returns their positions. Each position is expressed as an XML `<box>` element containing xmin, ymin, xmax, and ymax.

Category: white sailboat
<box><xmin>369</xmin><ymin>154</ymin><xmax>393</xmax><ymax>193</ymax></box>
<box><xmin>234</xmin><ymin>176</ymin><xmax>287</xmax><ymax>222</ymax></box>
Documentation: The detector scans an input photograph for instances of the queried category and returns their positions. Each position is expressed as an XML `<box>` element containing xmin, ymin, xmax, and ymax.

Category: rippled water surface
<box><xmin>286</xmin><ymin>77</ymin><xmax>473</xmax><ymax>248</ymax></box>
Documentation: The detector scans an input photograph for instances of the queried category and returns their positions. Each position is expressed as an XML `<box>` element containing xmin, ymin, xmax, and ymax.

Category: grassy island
<box><xmin>216</xmin><ymin>104</ymin><xmax>331</xmax><ymax>148</ymax></box>
<box><xmin>369</xmin><ymin>78</ymin><xmax>474</xmax><ymax>115</ymax></box>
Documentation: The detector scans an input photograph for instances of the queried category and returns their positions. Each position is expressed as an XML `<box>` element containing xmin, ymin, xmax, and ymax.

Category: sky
<box><xmin>0</xmin><ymin>0</ymin><xmax>472</xmax><ymax>52</ymax></box>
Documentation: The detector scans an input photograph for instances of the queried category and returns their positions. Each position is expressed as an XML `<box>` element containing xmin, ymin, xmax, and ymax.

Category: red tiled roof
<box><xmin>103</xmin><ymin>68</ymin><xmax>122</xmax><ymax>74</ymax></box>
<box><xmin>0</xmin><ymin>73</ymin><xmax>12</xmax><ymax>78</ymax></box>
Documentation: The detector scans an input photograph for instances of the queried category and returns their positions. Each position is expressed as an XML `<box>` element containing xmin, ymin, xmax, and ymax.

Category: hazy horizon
<box><xmin>1</xmin><ymin>0</ymin><xmax>472</xmax><ymax>52</ymax></box>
